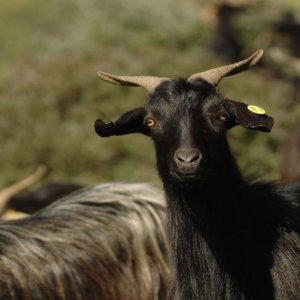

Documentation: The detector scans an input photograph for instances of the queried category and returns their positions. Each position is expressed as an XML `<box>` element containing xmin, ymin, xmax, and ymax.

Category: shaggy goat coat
<box><xmin>0</xmin><ymin>183</ymin><xmax>169</xmax><ymax>300</ymax></box>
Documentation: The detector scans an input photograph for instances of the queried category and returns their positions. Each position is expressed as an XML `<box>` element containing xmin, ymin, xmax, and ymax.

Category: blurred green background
<box><xmin>1</xmin><ymin>0</ymin><xmax>300</xmax><ymax>189</ymax></box>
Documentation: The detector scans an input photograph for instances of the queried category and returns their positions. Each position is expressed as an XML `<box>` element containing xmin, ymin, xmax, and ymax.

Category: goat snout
<box><xmin>174</xmin><ymin>148</ymin><xmax>202</xmax><ymax>171</ymax></box>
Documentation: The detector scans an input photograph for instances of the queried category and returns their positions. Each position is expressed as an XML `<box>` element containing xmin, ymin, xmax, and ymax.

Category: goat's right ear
<box><xmin>94</xmin><ymin>107</ymin><xmax>150</xmax><ymax>137</ymax></box>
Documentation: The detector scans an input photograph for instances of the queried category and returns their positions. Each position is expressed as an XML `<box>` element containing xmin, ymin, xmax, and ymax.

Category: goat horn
<box><xmin>0</xmin><ymin>165</ymin><xmax>47</xmax><ymax>215</ymax></box>
<box><xmin>188</xmin><ymin>49</ymin><xmax>264</xmax><ymax>86</ymax></box>
<box><xmin>97</xmin><ymin>71</ymin><xmax>171</xmax><ymax>92</ymax></box>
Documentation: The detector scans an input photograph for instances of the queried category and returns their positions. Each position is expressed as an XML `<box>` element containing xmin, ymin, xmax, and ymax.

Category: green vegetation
<box><xmin>0</xmin><ymin>0</ymin><xmax>300</xmax><ymax>188</ymax></box>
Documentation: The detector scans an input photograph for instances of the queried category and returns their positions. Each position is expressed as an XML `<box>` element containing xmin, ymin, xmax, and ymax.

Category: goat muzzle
<box><xmin>173</xmin><ymin>148</ymin><xmax>202</xmax><ymax>174</ymax></box>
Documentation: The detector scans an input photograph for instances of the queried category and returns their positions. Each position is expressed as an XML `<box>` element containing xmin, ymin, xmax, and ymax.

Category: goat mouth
<box><xmin>170</xmin><ymin>171</ymin><xmax>201</xmax><ymax>182</ymax></box>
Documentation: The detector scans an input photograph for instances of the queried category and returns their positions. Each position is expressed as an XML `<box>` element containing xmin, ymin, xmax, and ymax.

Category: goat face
<box><xmin>144</xmin><ymin>78</ymin><xmax>274</xmax><ymax>184</ymax></box>
<box><xmin>95</xmin><ymin>77</ymin><xmax>273</xmax><ymax>185</ymax></box>
<box><xmin>95</xmin><ymin>50</ymin><xmax>273</xmax><ymax>185</ymax></box>
<box><xmin>144</xmin><ymin>78</ymin><xmax>221</xmax><ymax>183</ymax></box>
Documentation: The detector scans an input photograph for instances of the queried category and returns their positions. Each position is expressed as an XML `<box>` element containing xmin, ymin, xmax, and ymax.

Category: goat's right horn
<box><xmin>188</xmin><ymin>49</ymin><xmax>264</xmax><ymax>86</ymax></box>
<box><xmin>97</xmin><ymin>71</ymin><xmax>172</xmax><ymax>93</ymax></box>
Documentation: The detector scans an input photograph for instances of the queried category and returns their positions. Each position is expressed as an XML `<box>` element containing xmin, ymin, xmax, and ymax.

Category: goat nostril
<box><xmin>177</xmin><ymin>155</ymin><xmax>187</xmax><ymax>163</ymax></box>
<box><xmin>175</xmin><ymin>149</ymin><xmax>201</xmax><ymax>165</ymax></box>
<box><xmin>190</xmin><ymin>154</ymin><xmax>200</xmax><ymax>163</ymax></box>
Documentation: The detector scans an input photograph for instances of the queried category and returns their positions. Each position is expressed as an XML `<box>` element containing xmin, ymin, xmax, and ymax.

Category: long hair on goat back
<box><xmin>0</xmin><ymin>182</ymin><xmax>170</xmax><ymax>300</ymax></box>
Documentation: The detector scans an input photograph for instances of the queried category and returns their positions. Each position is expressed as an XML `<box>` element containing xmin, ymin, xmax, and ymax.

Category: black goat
<box><xmin>209</xmin><ymin>3</ymin><xmax>246</xmax><ymax>62</ymax></box>
<box><xmin>0</xmin><ymin>182</ymin><xmax>170</xmax><ymax>299</ymax></box>
<box><xmin>0</xmin><ymin>165</ymin><xmax>47</xmax><ymax>219</ymax></box>
<box><xmin>95</xmin><ymin>50</ymin><xmax>300</xmax><ymax>300</ymax></box>
<box><xmin>6</xmin><ymin>182</ymin><xmax>83</xmax><ymax>214</ymax></box>
<box><xmin>272</xmin><ymin>12</ymin><xmax>300</xmax><ymax>59</ymax></box>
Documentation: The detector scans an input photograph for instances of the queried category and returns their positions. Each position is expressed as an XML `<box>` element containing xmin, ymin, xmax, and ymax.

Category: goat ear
<box><xmin>94</xmin><ymin>107</ymin><xmax>150</xmax><ymax>137</ymax></box>
<box><xmin>225</xmin><ymin>100</ymin><xmax>274</xmax><ymax>132</ymax></box>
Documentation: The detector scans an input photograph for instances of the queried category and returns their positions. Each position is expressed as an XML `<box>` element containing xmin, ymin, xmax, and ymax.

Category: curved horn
<box><xmin>188</xmin><ymin>49</ymin><xmax>264</xmax><ymax>86</ymax></box>
<box><xmin>97</xmin><ymin>71</ymin><xmax>171</xmax><ymax>92</ymax></box>
<box><xmin>0</xmin><ymin>165</ymin><xmax>47</xmax><ymax>215</ymax></box>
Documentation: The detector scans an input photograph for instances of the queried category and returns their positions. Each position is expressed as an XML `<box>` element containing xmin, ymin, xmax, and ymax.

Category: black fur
<box><xmin>96</xmin><ymin>78</ymin><xmax>300</xmax><ymax>300</ymax></box>
<box><xmin>6</xmin><ymin>182</ymin><xmax>83</xmax><ymax>214</ymax></box>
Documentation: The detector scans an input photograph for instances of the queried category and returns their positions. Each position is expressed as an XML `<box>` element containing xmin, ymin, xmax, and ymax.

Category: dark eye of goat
<box><xmin>215</xmin><ymin>112</ymin><xmax>236</xmax><ymax>130</ymax></box>
<box><xmin>145</xmin><ymin>118</ymin><xmax>156</xmax><ymax>128</ymax></box>
<box><xmin>217</xmin><ymin>113</ymin><xmax>229</xmax><ymax>122</ymax></box>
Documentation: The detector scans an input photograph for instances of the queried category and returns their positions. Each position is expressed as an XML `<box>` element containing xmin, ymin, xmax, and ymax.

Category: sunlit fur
<box><xmin>0</xmin><ymin>183</ymin><xmax>170</xmax><ymax>300</ymax></box>
<box><xmin>143</xmin><ymin>78</ymin><xmax>300</xmax><ymax>300</ymax></box>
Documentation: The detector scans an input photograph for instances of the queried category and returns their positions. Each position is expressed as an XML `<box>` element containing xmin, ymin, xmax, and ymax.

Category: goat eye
<box><xmin>146</xmin><ymin>118</ymin><xmax>156</xmax><ymax>128</ymax></box>
<box><xmin>218</xmin><ymin>114</ymin><xmax>228</xmax><ymax>122</ymax></box>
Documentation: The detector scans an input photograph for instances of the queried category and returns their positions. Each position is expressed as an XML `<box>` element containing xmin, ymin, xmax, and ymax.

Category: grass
<box><xmin>0</xmin><ymin>0</ymin><xmax>300</xmax><ymax>188</ymax></box>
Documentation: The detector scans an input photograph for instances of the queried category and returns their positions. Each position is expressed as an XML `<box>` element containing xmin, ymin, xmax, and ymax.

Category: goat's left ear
<box><xmin>225</xmin><ymin>100</ymin><xmax>274</xmax><ymax>132</ymax></box>
<box><xmin>95</xmin><ymin>107</ymin><xmax>150</xmax><ymax>137</ymax></box>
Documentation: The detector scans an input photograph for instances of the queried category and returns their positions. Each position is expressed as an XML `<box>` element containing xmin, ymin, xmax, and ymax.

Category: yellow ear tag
<box><xmin>247</xmin><ymin>105</ymin><xmax>266</xmax><ymax>115</ymax></box>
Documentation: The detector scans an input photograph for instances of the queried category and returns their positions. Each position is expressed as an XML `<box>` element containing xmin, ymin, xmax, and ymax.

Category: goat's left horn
<box><xmin>188</xmin><ymin>49</ymin><xmax>264</xmax><ymax>86</ymax></box>
<box><xmin>97</xmin><ymin>71</ymin><xmax>171</xmax><ymax>92</ymax></box>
